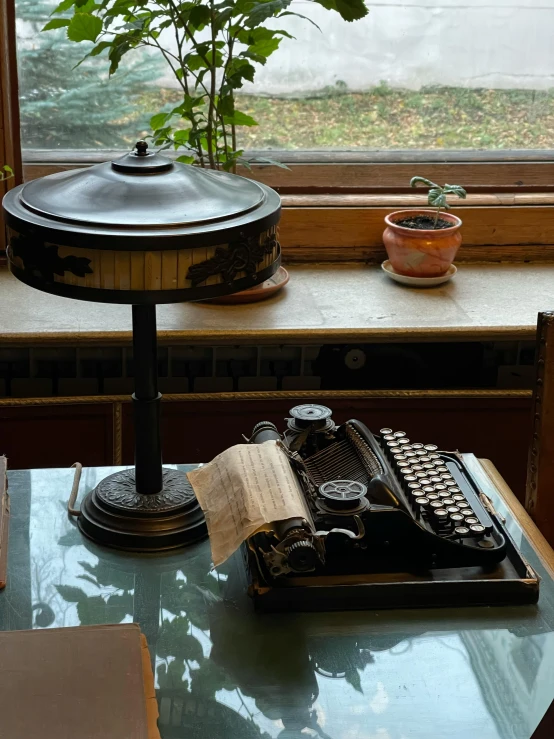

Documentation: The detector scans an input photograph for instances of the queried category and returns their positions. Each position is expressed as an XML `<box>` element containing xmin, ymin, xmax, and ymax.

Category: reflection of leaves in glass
<box><xmin>157</xmin><ymin>616</ymin><xmax>203</xmax><ymax>663</ymax></box>
<box><xmin>344</xmin><ymin>667</ymin><xmax>363</xmax><ymax>693</ymax></box>
<box><xmin>55</xmin><ymin>584</ymin><xmax>133</xmax><ymax>625</ymax></box>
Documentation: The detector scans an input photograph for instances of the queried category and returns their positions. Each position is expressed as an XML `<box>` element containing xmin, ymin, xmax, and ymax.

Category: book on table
<box><xmin>0</xmin><ymin>623</ymin><xmax>160</xmax><ymax>739</ymax></box>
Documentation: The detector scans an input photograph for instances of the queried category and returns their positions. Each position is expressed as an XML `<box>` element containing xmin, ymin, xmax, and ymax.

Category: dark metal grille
<box><xmin>303</xmin><ymin>424</ymin><xmax>382</xmax><ymax>488</ymax></box>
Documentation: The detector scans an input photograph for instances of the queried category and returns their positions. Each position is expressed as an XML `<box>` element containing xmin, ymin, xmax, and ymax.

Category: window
<box><xmin>6</xmin><ymin>1</ymin><xmax>554</xmax><ymax>263</ymax></box>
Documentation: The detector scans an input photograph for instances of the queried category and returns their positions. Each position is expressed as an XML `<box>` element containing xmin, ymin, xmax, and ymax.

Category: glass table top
<box><xmin>1</xmin><ymin>463</ymin><xmax>554</xmax><ymax>739</ymax></box>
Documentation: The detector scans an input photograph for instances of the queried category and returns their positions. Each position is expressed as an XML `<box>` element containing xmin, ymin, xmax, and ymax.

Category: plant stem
<box><xmin>434</xmin><ymin>207</ymin><xmax>441</xmax><ymax>229</ymax></box>
<box><xmin>207</xmin><ymin>0</ymin><xmax>218</xmax><ymax>170</ymax></box>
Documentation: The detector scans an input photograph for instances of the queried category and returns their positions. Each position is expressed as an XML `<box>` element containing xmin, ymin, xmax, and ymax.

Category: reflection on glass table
<box><xmin>1</xmin><ymin>465</ymin><xmax>554</xmax><ymax>739</ymax></box>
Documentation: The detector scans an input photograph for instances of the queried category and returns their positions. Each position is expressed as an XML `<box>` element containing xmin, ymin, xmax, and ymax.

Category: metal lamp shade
<box><xmin>2</xmin><ymin>143</ymin><xmax>282</xmax><ymax>552</ymax></box>
<box><xmin>3</xmin><ymin>142</ymin><xmax>281</xmax><ymax>303</ymax></box>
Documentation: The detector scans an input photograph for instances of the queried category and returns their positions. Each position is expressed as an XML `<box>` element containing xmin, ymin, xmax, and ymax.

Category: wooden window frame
<box><xmin>3</xmin><ymin>2</ymin><xmax>554</xmax><ymax>264</ymax></box>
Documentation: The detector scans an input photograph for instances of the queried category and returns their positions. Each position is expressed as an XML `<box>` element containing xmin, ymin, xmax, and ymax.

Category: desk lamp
<box><xmin>2</xmin><ymin>141</ymin><xmax>281</xmax><ymax>551</ymax></box>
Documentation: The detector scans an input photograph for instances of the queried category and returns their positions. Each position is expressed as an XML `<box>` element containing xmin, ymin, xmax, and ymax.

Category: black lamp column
<box><xmin>132</xmin><ymin>305</ymin><xmax>163</xmax><ymax>495</ymax></box>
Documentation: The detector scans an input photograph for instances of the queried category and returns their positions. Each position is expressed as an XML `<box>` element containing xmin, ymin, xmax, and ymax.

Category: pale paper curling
<box><xmin>187</xmin><ymin>440</ymin><xmax>311</xmax><ymax>567</ymax></box>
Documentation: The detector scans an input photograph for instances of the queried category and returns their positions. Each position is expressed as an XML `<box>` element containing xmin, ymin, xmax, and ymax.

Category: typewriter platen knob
<box><xmin>286</xmin><ymin>540</ymin><xmax>319</xmax><ymax>572</ymax></box>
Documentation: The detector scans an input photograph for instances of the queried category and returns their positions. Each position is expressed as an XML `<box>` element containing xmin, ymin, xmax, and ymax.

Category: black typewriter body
<box><xmin>243</xmin><ymin>404</ymin><xmax>539</xmax><ymax>611</ymax></box>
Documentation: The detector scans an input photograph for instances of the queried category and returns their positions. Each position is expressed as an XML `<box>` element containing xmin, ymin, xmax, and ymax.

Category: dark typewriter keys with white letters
<box><xmin>380</xmin><ymin>428</ymin><xmax>393</xmax><ymax>435</ymax></box>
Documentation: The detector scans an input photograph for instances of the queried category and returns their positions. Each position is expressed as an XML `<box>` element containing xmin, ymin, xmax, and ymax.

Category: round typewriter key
<box><xmin>435</xmin><ymin>466</ymin><xmax>449</xmax><ymax>473</ymax></box>
<box><xmin>415</xmin><ymin>450</ymin><xmax>427</xmax><ymax>457</ymax></box>
<box><xmin>452</xmin><ymin>493</ymin><xmax>465</xmax><ymax>501</ymax></box>
<box><xmin>411</xmin><ymin>464</ymin><xmax>424</xmax><ymax>472</ymax></box>
<box><xmin>380</xmin><ymin>428</ymin><xmax>393</xmax><ymax>435</ymax></box>
<box><xmin>446</xmin><ymin>506</ymin><xmax>460</xmax><ymax>514</ymax></box>
<box><xmin>387</xmin><ymin>440</ymin><xmax>400</xmax><ymax>448</ymax></box>
<box><xmin>422</xmin><ymin>485</ymin><xmax>435</xmax><ymax>494</ymax></box>
<box><xmin>398</xmin><ymin>461</ymin><xmax>411</xmax><ymax>469</ymax></box>
<box><xmin>411</xmin><ymin>443</ymin><xmax>424</xmax><ymax>449</ymax></box>
<box><xmin>401</xmin><ymin>445</ymin><xmax>413</xmax><ymax>452</ymax></box>
<box><xmin>454</xmin><ymin>526</ymin><xmax>470</xmax><ymax>536</ymax></box>
<box><xmin>430</xmin><ymin>500</ymin><xmax>444</xmax><ymax>510</ymax></box>
<box><xmin>426</xmin><ymin>493</ymin><xmax>439</xmax><ymax>501</ymax></box>
<box><xmin>419</xmin><ymin>479</ymin><xmax>431</xmax><ymax>486</ymax></box>
<box><xmin>429</xmin><ymin>453</ymin><xmax>441</xmax><ymax>460</ymax></box>
<box><xmin>425</xmin><ymin>444</ymin><xmax>439</xmax><ymax>451</ymax></box>
<box><xmin>402</xmin><ymin>471</ymin><xmax>415</xmax><ymax>479</ymax></box>
<box><xmin>438</xmin><ymin>491</ymin><xmax>451</xmax><ymax>499</ymax></box>
<box><xmin>465</xmin><ymin>517</ymin><xmax>479</xmax><ymax>525</ymax></box>
<box><xmin>444</xmin><ymin>481</ymin><xmax>457</xmax><ymax>488</ymax></box>
<box><xmin>415</xmin><ymin>472</ymin><xmax>428</xmax><ymax>479</ymax></box>
<box><xmin>394</xmin><ymin>454</ymin><xmax>407</xmax><ymax>461</ymax></box>
<box><xmin>442</xmin><ymin>498</ymin><xmax>455</xmax><ymax>506</ymax></box>
<box><xmin>420</xmin><ymin>458</ymin><xmax>432</xmax><ymax>465</ymax></box>
<box><xmin>430</xmin><ymin>476</ymin><xmax>442</xmax><ymax>484</ymax></box>
<box><xmin>415</xmin><ymin>497</ymin><xmax>429</xmax><ymax>506</ymax></box>
<box><xmin>404</xmin><ymin>451</ymin><xmax>417</xmax><ymax>458</ymax></box>
<box><xmin>434</xmin><ymin>483</ymin><xmax>447</xmax><ymax>492</ymax></box>
<box><xmin>434</xmin><ymin>509</ymin><xmax>449</xmax><ymax>521</ymax></box>
<box><xmin>449</xmin><ymin>487</ymin><xmax>461</xmax><ymax>494</ymax></box>
<box><xmin>383</xmin><ymin>434</ymin><xmax>396</xmax><ymax>441</ymax></box>
<box><xmin>441</xmin><ymin>473</ymin><xmax>453</xmax><ymax>480</ymax></box>
<box><xmin>470</xmin><ymin>524</ymin><xmax>485</xmax><ymax>535</ymax></box>
<box><xmin>450</xmin><ymin>513</ymin><xmax>464</xmax><ymax>523</ymax></box>
<box><xmin>404</xmin><ymin>474</ymin><xmax>418</xmax><ymax>482</ymax></box>
<box><xmin>394</xmin><ymin>431</ymin><xmax>406</xmax><ymax>438</ymax></box>
<box><xmin>408</xmin><ymin>483</ymin><xmax>422</xmax><ymax>491</ymax></box>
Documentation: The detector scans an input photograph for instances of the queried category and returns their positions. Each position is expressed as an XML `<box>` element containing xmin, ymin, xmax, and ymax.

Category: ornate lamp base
<box><xmin>78</xmin><ymin>468</ymin><xmax>207</xmax><ymax>552</ymax></box>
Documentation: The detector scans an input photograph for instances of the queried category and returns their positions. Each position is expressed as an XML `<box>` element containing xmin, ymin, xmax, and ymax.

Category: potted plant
<box><xmin>383</xmin><ymin>177</ymin><xmax>467</xmax><ymax>278</ymax></box>
<box><xmin>45</xmin><ymin>0</ymin><xmax>369</xmax><ymax>172</ymax></box>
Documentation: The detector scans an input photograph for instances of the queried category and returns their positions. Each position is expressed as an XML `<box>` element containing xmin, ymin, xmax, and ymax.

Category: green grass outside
<box><xmin>233</xmin><ymin>84</ymin><xmax>554</xmax><ymax>150</ymax></box>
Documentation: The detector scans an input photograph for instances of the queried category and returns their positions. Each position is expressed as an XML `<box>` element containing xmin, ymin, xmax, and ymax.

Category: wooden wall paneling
<box><xmin>121</xmin><ymin>396</ymin><xmax>532</xmax><ymax>499</ymax></box>
<box><xmin>0</xmin><ymin>404</ymin><xmax>114</xmax><ymax>469</ymax></box>
<box><xmin>0</xmin><ymin>0</ymin><xmax>22</xmax><ymax>252</ymax></box>
<box><xmin>526</xmin><ymin>312</ymin><xmax>554</xmax><ymax>546</ymax></box>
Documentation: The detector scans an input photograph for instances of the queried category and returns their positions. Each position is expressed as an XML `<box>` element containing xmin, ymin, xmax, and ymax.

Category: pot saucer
<box><xmin>381</xmin><ymin>260</ymin><xmax>457</xmax><ymax>287</ymax></box>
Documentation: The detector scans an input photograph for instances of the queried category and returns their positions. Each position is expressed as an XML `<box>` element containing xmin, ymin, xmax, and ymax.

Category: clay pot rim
<box><xmin>385</xmin><ymin>209</ymin><xmax>462</xmax><ymax>237</ymax></box>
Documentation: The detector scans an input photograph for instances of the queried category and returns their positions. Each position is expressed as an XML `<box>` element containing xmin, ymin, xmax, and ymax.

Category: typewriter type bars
<box><xmin>379</xmin><ymin>428</ymin><xmax>493</xmax><ymax>542</ymax></box>
<box><xmin>303</xmin><ymin>423</ymin><xmax>382</xmax><ymax>489</ymax></box>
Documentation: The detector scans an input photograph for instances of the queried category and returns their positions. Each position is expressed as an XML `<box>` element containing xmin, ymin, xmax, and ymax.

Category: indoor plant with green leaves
<box><xmin>383</xmin><ymin>177</ymin><xmax>467</xmax><ymax>278</ymax></box>
<box><xmin>45</xmin><ymin>0</ymin><xmax>370</xmax><ymax>172</ymax></box>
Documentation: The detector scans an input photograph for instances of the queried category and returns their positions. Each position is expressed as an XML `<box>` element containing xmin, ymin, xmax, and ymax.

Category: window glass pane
<box><xmin>16</xmin><ymin>0</ymin><xmax>554</xmax><ymax>154</ymax></box>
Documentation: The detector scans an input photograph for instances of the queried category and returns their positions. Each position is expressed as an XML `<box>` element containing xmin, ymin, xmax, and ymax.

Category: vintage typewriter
<box><xmin>242</xmin><ymin>404</ymin><xmax>539</xmax><ymax>611</ymax></box>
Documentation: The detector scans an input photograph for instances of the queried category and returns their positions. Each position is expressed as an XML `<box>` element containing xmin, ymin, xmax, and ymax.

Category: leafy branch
<box><xmin>410</xmin><ymin>176</ymin><xmax>467</xmax><ymax>228</ymax></box>
<box><xmin>44</xmin><ymin>0</ymin><xmax>370</xmax><ymax>171</ymax></box>
<box><xmin>0</xmin><ymin>165</ymin><xmax>13</xmax><ymax>182</ymax></box>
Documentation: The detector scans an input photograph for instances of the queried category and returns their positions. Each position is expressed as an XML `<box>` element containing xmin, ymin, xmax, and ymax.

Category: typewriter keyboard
<box><xmin>378</xmin><ymin>428</ymin><xmax>495</xmax><ymax>541</ymax></box>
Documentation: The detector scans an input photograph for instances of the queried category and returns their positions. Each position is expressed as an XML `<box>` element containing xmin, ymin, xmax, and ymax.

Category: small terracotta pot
<box><xmin>383</xmin><ymin>209</ymin><xmax>462</xmax><ymax>277</ymax></box>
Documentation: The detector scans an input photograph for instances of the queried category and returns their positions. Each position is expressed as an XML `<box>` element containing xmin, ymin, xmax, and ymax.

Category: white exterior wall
<box><xmin>210</xmin><ymin>0</ymin><xmax>554</xmax><ymax>94</ymax></box>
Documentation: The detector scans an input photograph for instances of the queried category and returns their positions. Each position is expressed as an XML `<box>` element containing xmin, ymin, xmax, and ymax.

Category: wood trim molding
<box><xmin>481</xmin><ymin>458</ymin><xmax>554</xmax><ymax>579</ymax></box>
<box><xmin>0</xmin><ymin>0</ymin><xmax>22</xmax><ymax>254</ymax></box>
<box><xmin>525</xmin><ymin>312</ymin><xmax>554</xmax><ymax>547</ymax></box>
